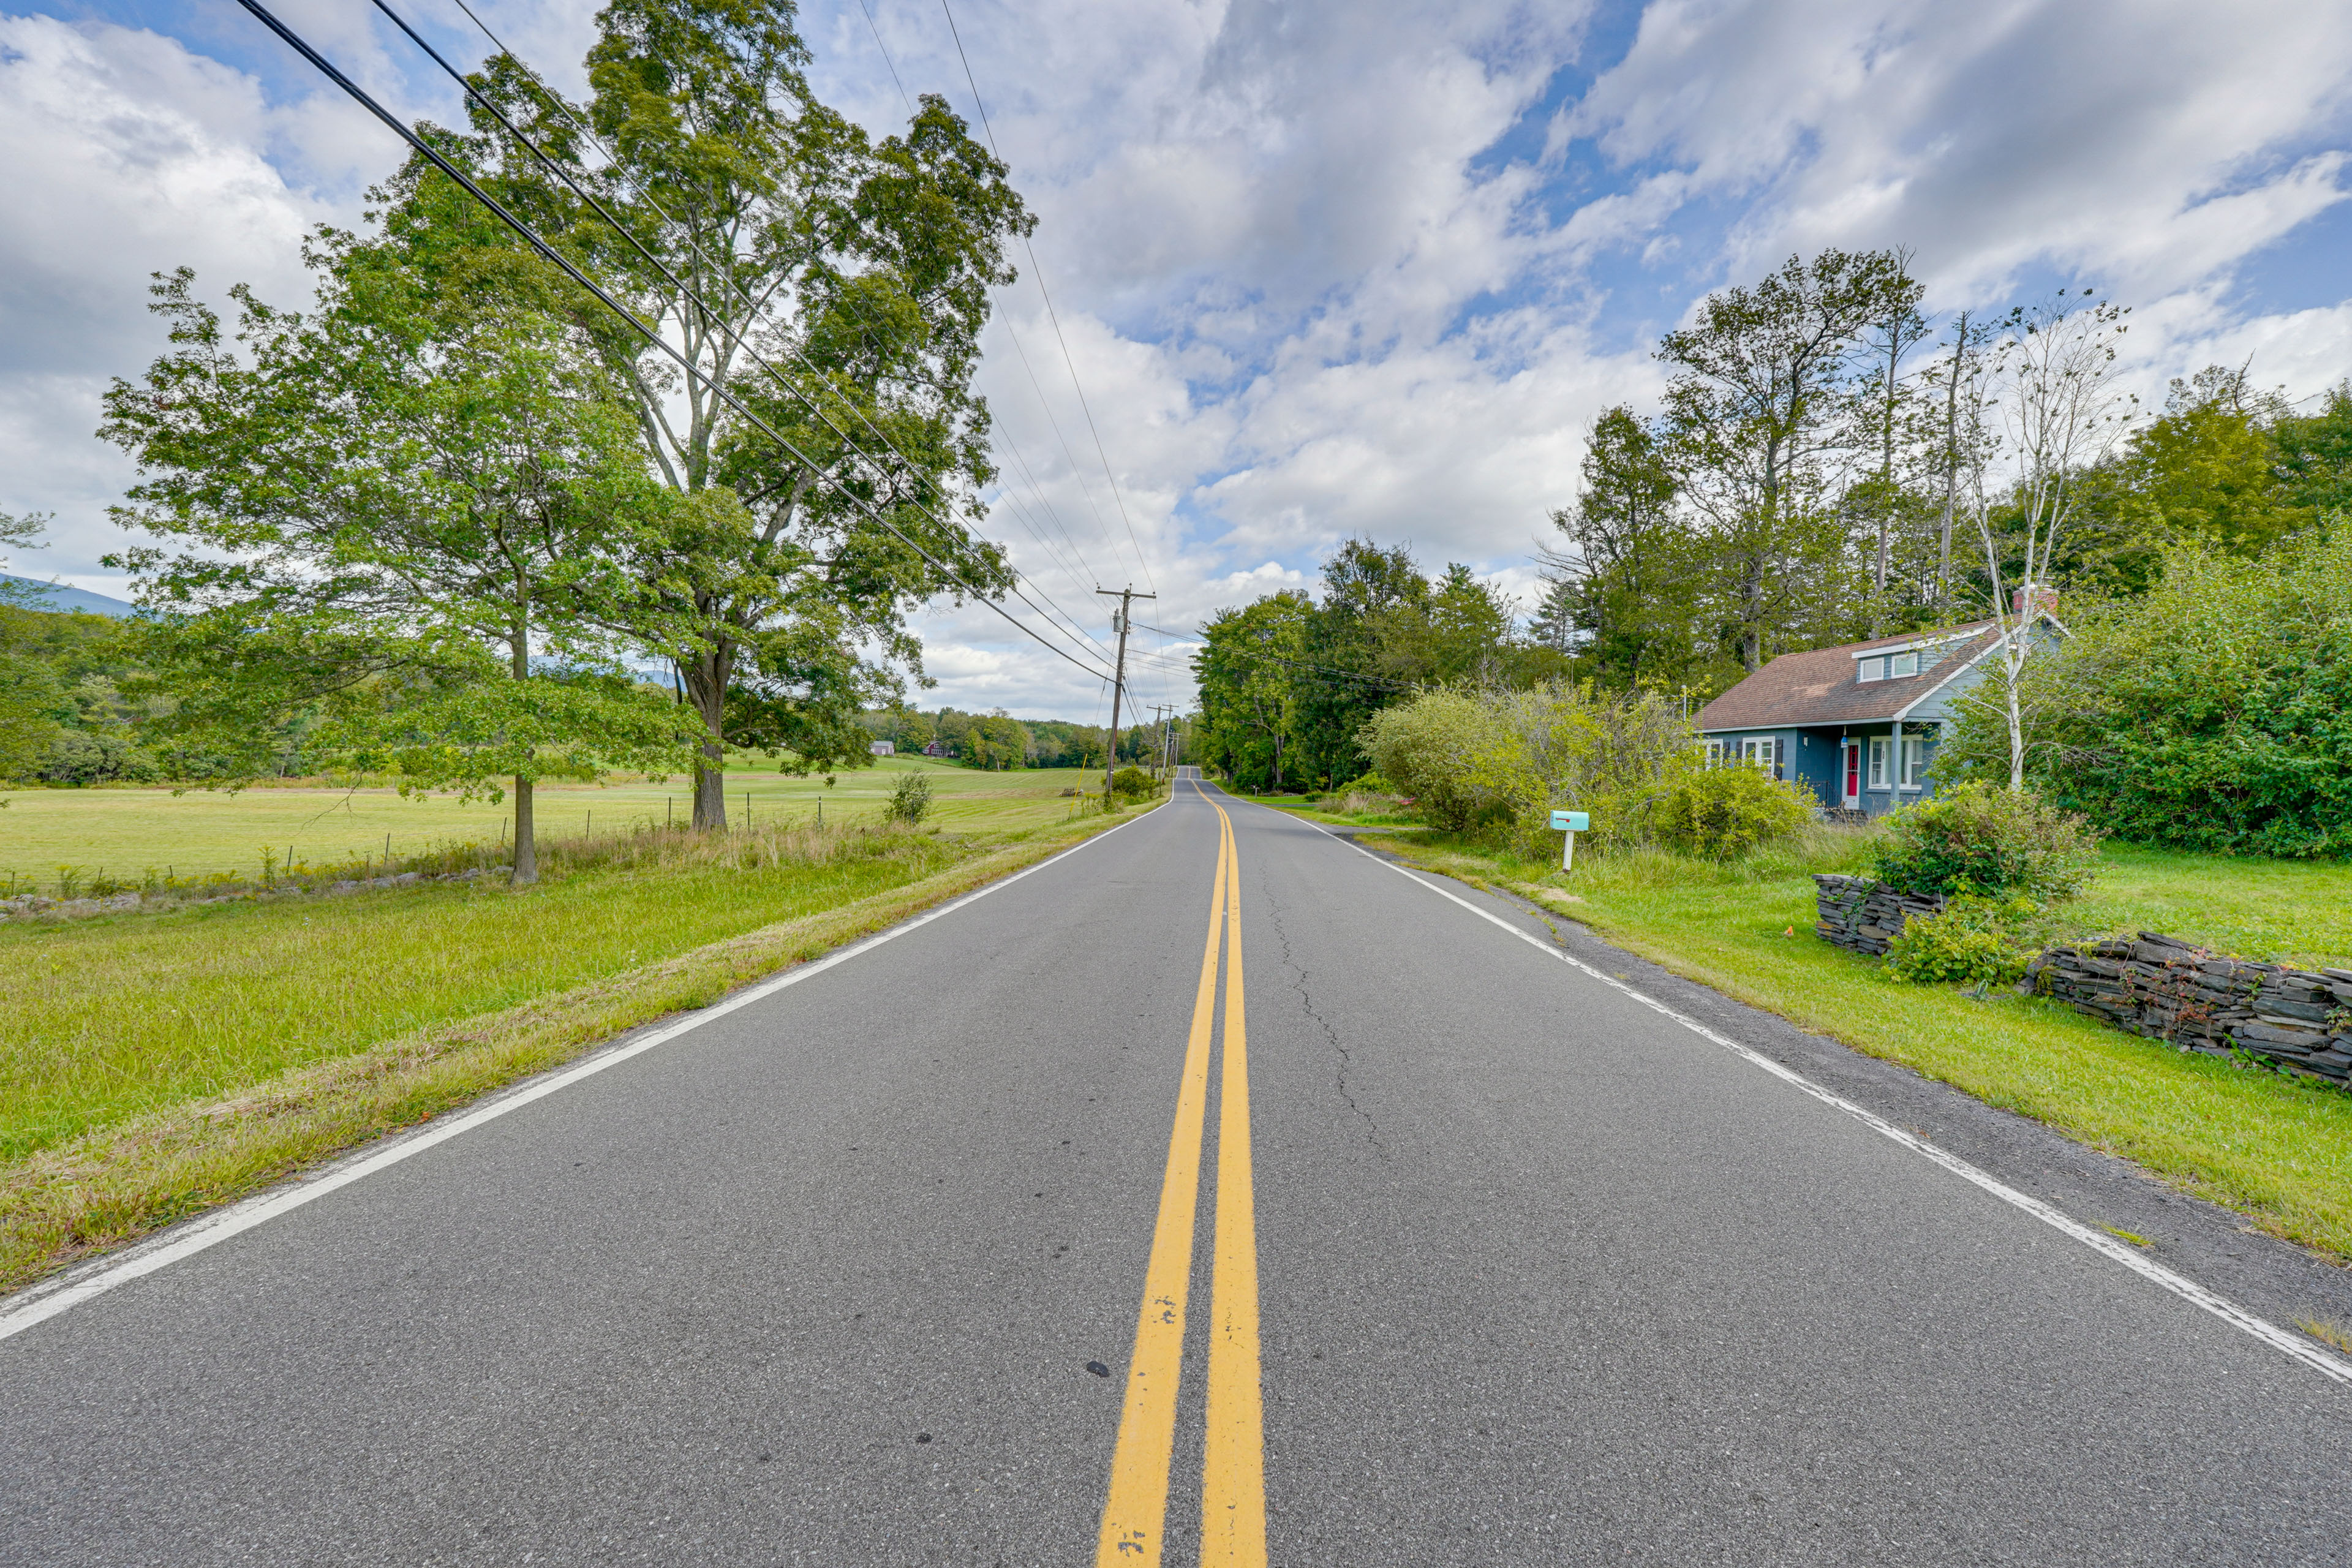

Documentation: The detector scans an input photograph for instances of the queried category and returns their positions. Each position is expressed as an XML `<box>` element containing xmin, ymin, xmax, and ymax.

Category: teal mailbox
<box><xmin>1549</xmin><ymin>810</ymin><xmax>1589</xmax><ymax>832</ymax></box>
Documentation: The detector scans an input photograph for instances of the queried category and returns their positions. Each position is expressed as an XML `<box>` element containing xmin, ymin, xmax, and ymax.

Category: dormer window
<box><xmin>1890</xmin><ymin>650</ymin><xmax>1918</xmax><ymax>677</ymax></box>
<box><xmin>1856</xmin><ymin>657</ymin><xmax>1884</xmax><ymax>682</ymax></box>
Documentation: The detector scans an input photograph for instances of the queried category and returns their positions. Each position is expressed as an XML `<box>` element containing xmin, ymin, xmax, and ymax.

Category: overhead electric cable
<box><xmin>937</xmin><ymin>0</ymin><xmax>1156</xmax><ymax>597</ymax></box>
<box><xmin>423</xmin><ymin>0</ymin><xmax>1118</xmax><ymax>669</ymax></box>
<box><xmin>239</xmin><ymin>0</ymin><xmax>1113</xmax><ymax>683</ymax></box>
<box><xmin>359</xmin><ymin>0</ymin><xmax>1119</xmax><ymax>677</ymax></box>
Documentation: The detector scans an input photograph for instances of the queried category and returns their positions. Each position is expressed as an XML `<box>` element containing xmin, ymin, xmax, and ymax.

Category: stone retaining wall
<box><xmin>1812</xmin><ymin>875</ymin><xmax>2352</xmax><ymax>1085</ymax></box>
<box><xmin>1812</xmin><ymin>873</ymin><xmax>1945</xmax><ymax>956</ymax></box>
<box><xmin>2026</xmin><ymin>935</ymin><xmax>2352</xmax><ymax>1084</ymax></box>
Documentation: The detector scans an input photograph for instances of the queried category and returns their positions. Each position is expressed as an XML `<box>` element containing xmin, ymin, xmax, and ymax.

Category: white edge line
<box><xmin>0</xmin><ymin>806</ymin><xmax>1160</xmax><ymax>1345</ymax></box>
<box><xmin>1265</xmin><ymin>802</ymin><xmax>2352</xmax><ymax>1389</ymax></box>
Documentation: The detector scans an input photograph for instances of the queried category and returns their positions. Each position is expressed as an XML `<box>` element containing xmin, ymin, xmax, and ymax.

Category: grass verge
<box><xmin>1</xmin><ymin>803</ymin><xmax>1147</xmax><ymax>1295</ymax></box>
<box><xmin>1279</xmin><ymin>809</ymin><xmax>2352</xmax><ymax>1264</ymax></box>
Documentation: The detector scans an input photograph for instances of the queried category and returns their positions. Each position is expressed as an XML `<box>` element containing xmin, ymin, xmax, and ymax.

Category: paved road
<box><xmin>5</xmin><ymin>777</ymin><xmax>2351</xmax><ymax>1564</ymax></box>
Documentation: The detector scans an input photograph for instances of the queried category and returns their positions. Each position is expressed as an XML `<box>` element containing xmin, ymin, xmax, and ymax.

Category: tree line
<box><xmin>1195</xmin><ymin>246</ymin><xmax>2352</xmax><ymax>797</ymax></box>
<box><xmin>857</xmin><ymin>707</ymin><xmax>1183</xmax><ymax>771</ymax></box>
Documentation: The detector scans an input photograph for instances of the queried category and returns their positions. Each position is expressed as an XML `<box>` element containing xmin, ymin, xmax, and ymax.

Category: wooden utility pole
<box><xmin>1146</xmin><ymin>704</ymin><xmax>1175</xmax><ymax>779</ymax></box>
<box><xmin>1097</xmin><ymin>586</ymin><xmax>1154</xmax><ymax>801</ymax></box>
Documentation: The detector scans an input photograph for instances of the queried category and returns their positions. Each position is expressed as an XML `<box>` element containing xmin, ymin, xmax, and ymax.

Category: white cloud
<box><xmin>6</xmin><ymin>0</ymin><xmax>2349</xmax><ymax>716</ymax></box>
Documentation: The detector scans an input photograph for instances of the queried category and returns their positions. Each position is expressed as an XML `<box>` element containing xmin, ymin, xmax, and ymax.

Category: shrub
<box><xmin>1883</xmin><ymin>894</ymin><xmax>2045</xmax><ymax>986</ymax></box>
<box><xmin>1654</xmin><ymin>765</ymin><xmax>1813</xmax><ymax>859</ymax></box>
<box><xmin>1871</xmin><ymin>782</ymin><xmax>2101</xmax><ymax>902</ymax></box>
<box><xmin>1358</xmin><ymin>690</ymin><xmax>1512</xmax><ymax>833</ymax></box>
<box><xmin>1111</xmin><ymin>766</ymin><xmax>1157</xmax><ymax>799</ymax></box>
<box><xmin>1940</xmin><ymin>533</ymin><xmax>2352</xmax><ymax>856</ymax></box>
<box><xmin>884</xmin><ymin>770</ymin><xmax>932</xmax><ymax>824</ymax></box>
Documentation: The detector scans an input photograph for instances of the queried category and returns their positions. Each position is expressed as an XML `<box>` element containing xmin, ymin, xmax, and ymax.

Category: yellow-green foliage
<box><xmin>1654</xmin><ymin>763</ymin><xmax>1812</xmax><ymax>859</ymax></box>
<box><xmin>1357</xmin><ymin>689</ymin><xmax>1509</xmax><ymax>833</ymax></box>
<box><xmin>1359</xmin><ymin>681</ymin><xmax>1699</xmax><ymax>850</ymax></box>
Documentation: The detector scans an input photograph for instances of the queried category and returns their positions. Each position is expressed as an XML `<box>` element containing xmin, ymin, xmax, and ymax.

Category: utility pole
<box><xmin>1096</xmin><ymin>585</ymin><xmax>1155</xmax><ymax>801</ymax></box>
<box><xmin>1146</xmin><ymin>704</ymin><xmax>1175</xmax><ymax>780</ymax></box>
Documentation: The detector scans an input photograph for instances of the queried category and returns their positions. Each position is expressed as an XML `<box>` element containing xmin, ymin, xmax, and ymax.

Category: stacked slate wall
<box><xmin>2025</xmin><ymin>936</ymin><xmax>2352</xmax><ymax>1084</ymax></box>
<box><xmin>1811</xmin><ymin>876</ymin><xmax>2352</xmax><ymax>1085</ymax></box>
<box><xmin>1812</xmin><ymin>873</ymin><xmax>1945</xmax><ymax>956</ymax></box>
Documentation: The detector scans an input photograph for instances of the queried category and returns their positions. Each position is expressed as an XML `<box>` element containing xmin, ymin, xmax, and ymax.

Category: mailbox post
<box><xmin>1549</xmin><ymin>809</ymin><xmax>1589</xmax><ymax>872</ymax></box>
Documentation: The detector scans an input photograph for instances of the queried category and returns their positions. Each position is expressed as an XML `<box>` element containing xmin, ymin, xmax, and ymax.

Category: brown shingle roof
<box><xmin>1695</xmin><ymin>622</ymin><xmax>1999</xmax><ymax>731</ymax></box>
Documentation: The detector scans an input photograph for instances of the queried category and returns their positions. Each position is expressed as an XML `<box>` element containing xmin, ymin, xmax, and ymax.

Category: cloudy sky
<box><xmin>4</xmin><ymin>0</ymin><xmax>2349</xmax><ymax>722</ymax></box>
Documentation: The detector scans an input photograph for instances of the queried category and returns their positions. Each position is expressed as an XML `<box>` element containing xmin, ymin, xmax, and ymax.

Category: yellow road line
<box><xmin>1095</xmin><ymin>789</ymin><xmax>1228</xmax><ymax>1566</ymax></box>
<box><xmin>1201</xmin><ymin>796</ymin><xmax>1267</xmax><ymax>1564</ymax></box>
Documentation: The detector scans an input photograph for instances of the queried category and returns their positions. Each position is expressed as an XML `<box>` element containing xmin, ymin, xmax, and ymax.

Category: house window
<box><xmin>1856</xmin><ymin>657</ymin><xmax>1884</xmax><ymax>683</ymax></box>
<box><xmin>1889</xmin><ymin>650</ymin><xmax>1918</xmax><ymax>678</ymax></box>
<box><xmin>1703</xmin><ymin>739</ymin><xmax>1727</xmax><ymax>767</ymax></box>
<box><xmin>1740</xmin><ymin>737</ymin><xmax>1782</xmax><ymax>778</ymax></box>
<box><xmin>1867</xmin><ymin>736</ymin><xmax>1890</xmax><ymax>789</ymax></box>
<box><xmin>1901</xmin><ymin>734</ymin><xmax>1928</xmax><ymax>790</ymax></box>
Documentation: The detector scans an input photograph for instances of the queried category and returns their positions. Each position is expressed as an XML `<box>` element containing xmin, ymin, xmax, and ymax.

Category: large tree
<box><xmin>442</xmin><ymin>0</ymin><xmax>1032</xmax><ymax>828</ymax></box>
<box><xmin>1538</xmin><ymin>405</ymin><xmax>1698</xmax><ymax>690</ymax></box>
<box><xmin>100</xmin><ymin>260</ymin><xmax>699</xmax><ymax>883</ymax></box>
<box><xmin>1194</xmin><ymin>590</ymin><xmax>1310</xmax><ymax>790</ymax></box>
<box><xmin>1657</xmin><ymin>249</ymin><xmax>1921</xmax><ymax>670</ymax></box>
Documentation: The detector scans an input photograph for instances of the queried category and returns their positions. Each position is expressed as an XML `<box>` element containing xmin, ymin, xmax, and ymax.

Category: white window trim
<box><xmin>1867</xmin><ymin>736</ymin><xmax>1890</xmax><ymax>789</ymax></box>
<box><xmin>1900</xmin><ymin>734</ymin><xmax>1928</xmax><ymax>791</ymax></box>
<box><xmin>1889</xmin><ymin>650</ymin><xmax>1918</xmax><ymax>678</ymax></box>
<box><xmin>1856</xmin><ymin>657</ymin><xmax>1884</xmax><ymax>683</ymax></box>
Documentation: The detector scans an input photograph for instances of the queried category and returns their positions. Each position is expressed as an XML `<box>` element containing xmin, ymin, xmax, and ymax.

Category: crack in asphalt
<box><xmin>1262</xmin><ymin>885</ymin><xmax>1385</xmax><ymax>1153</ymax></box>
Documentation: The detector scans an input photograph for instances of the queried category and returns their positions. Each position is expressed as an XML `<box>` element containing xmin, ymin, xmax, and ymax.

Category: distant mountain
<box><xmin>2</xmin><ymin>575</ymin><xmax>137</xmax><ymax>619</ymax></box>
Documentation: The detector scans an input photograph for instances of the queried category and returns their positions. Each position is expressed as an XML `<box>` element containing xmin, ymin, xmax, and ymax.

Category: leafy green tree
<box><xmin>2274</xmin><ymin>381</ymin><xmax>2352</xmax><ymax>518</ymax></box>
<box><xmin>1941</xmin><ymin>533</ymin><xmax>2352</xmax><ymax>855</ymax></box>
<box><xmin>444</xmin><ymin>0</ymin><xmax>1033</xmax><ymax>828</ymax></box>
<box><xmin>1656</xmin><ymin>249</ymin><xmax>1921</xmax><ymax>670</ymax></box>
<box><xmin>1539</xmin><ymin>405</ymin><xmax>1705</xmax><ymax>690</ymax></box>
<box><xmin>1292</xmin><ymin>540</ymin><xmax>1429</xmax><ymax>785</ymax></box>
<box><xmin>100</xmin><ymin>263</ymin><xmax>701</xmax><ymax>883</ymax></box>
<box><xmin>1194</xmin><ymin>590</ymin><xmax>1310</xmax><ymax>789</ymax></box>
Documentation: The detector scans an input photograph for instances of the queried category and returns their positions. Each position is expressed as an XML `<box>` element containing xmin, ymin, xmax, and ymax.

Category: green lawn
<box><xmin>0</xmin><ymin>772</ymin><xmax>1150</xmax><ymax>1291</ymax></box>
<box><xmin>1276</xmin><ymin>805</ymin><xmax>2352</xmax><ymax>1262</ymax></box>
<box><xmin>0</xmin><ymin>758</ymin><xmax>1092</xmax><ymax>890</ymax></box>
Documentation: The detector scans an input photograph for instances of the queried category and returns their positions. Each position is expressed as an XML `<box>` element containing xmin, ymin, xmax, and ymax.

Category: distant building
<box><xmin>870</xmin><ymin>741</ymin><xmax>894</xmax><ymax>756</ymax></box>
<box><xmin>924</xmin><ymin>741</ymin><xmax>946</xmax><ymax>758</ymax></box>
<box><xmin>1695</xmin><ymin>603</ymin><xmax>2062</xmax><ymax>818</ymax></box>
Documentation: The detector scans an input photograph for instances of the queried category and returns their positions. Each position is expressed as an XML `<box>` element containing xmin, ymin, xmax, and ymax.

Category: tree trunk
<box><xmin>684</xmin><ymin>646</ymin><xmax>733</xmax><ymax>831</ymax></box>
<box><xmin>512</xmin><ymin>775</ymin><xmax>537</xmax><ymax>885</ymax></box>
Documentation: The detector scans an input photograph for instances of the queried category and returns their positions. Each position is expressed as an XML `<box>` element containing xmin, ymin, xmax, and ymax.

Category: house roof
<box><xmin>1695</xmin><ymin>621</ymin><xmax>2002</xmax><ymax>731</ymax></box>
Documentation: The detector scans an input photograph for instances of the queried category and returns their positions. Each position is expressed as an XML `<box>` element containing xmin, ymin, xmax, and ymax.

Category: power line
<box><xmin>937</xmin><ymin>0</ymin><xmax>1156</xmax><ymax>598</ymax></box>
<box><xmin>1127</xmin><ymin>624</ymin><xmax>1423</xmax><ymax>692</ymax></box>
<box><xmin>241</xmin><ymin>0</ymin><xmax>1114</xmax><ymax>686</ymax></box>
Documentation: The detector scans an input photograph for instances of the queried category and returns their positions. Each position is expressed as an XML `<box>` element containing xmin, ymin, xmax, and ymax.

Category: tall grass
<box><xmin>0</xmin><ymin>820</ymin><xmax>957</xmax><ymax>1163</ymax></box>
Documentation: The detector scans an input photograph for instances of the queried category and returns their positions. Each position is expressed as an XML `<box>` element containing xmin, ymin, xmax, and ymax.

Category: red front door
<box><xmin>1843</xmin><ymin>742</ymin><xmax>1860</xmax><ymax>805</ymax></box>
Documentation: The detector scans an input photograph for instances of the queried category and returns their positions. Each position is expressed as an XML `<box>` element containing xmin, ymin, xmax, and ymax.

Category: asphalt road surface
<box><xmin>6</xmin><ymin>775</ymin><xmax>2351</xmax><ymax>1564</ymax></box>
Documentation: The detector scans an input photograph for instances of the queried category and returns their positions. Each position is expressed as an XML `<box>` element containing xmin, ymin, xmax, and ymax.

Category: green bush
<box><xmin>1654</xmin><ymin>765</ymin><xmax>1813</xmax><ymax>859</ymax></box>
<box><xmin>1111</xmin><ymin>766</ymin><xmax>1157</xmax><ymax>799</ymax></box>
<box><xmin>1871</xmin><ymin>782</ymin><xmax>2102</xmax><ymax>901</ymax></box>
<box><xmin>1940</xmin><ymin>533</ymin><xmax>2352</xmax><ymax>856</ymax></box>
<box><xmin>1358</xmin><ymin>690</ymin><xmax>1511</xmax><ymax>833</ymax></box>
<box><xmin>883</xmin><ymin>770</ymin><xmax>932</xmax><ymax>824</ymax></box>
<box><xmin>1884</xmin><ymin>894</ymin><xmax>2045</xmax><ymax>986</ymax></box>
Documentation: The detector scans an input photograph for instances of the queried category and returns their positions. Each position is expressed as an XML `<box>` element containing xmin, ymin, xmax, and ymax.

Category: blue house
<box><xmin>1694</xmin><ymin>613</ymin><xmax>2053</xmax><ymax>818</ymax></box>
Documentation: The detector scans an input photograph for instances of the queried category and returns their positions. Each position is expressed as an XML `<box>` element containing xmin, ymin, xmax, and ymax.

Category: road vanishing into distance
<box><xmin>6</xmin><ymin>774</ymin><xmax>2351</xmax><ymax>1564</ymax></box>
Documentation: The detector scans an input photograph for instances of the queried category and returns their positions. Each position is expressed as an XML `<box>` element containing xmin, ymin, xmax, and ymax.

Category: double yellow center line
<box><xmin>1096</xmin><ymin>784</ymin><xmax>1266</xmax><ymax>1566</ymax></box>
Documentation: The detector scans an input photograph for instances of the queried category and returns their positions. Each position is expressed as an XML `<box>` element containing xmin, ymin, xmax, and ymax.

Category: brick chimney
<box><xmin>2012</xmin><ymin>584</ymin><xmax>2057</xmax><ymax>619</ymax></box>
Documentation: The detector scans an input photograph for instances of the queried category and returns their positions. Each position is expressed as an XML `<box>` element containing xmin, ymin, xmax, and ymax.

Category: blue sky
<box><xmin>3</xmin><ymin>0</ymin><xmax>2348</xmax><ymax>720</ymax></box>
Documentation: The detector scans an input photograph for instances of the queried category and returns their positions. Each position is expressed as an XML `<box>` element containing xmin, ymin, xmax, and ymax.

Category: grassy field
<box><xmin>1272</xmin><ymin>801</ymin><xmax>2352</xmax><ymax>1264</ymax></box>
<box><xmin>1</xmin><ymin>771</ymin><xmax>1150</xmax><ymax>1292</ymax></box>
<box><xmin>0</xmin><ymin>756</ymin><xmax>1089</xmax><ymax>891</ymax></box>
